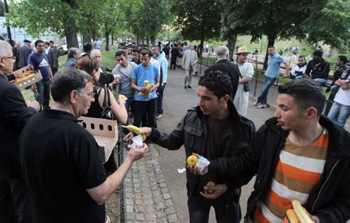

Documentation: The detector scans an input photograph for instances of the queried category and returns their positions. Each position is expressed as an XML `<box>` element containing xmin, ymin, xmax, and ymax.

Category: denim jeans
<box><xmin>133</xmin><ymin>98</ymin><xmax>157</xmax><ymax>128</ymax></box>
<box><xmin>313</xmin><ymin>78</ymin><xmax>327</xmax><ymax>86</ymax></box>
<box><xmin>0</xmin><ymin>179</ymin><xmax>36</xmax><ymax>223</ymax></box>
<box><xmin>327</xmin><ymin>101</ymin><xmax>350</xmax><ymax>127</ymax></box>
<box><xmin>157</xmin><ymin>83</ymin><xmax>166</xmax><ymax>115</ymax></box>
<box><xmin>257</xmin><ymin>76</ymin><xmax>276</xmax><ymax>104</ymax></box>
<box><xmin>36</xmin><ymin>79</ymin><xmax>51</xmax><ymax>109</ymax></box>
<box><xmin>188</xmin><ymin>193</ymin><xmax>241</xmax><ymax>223</ymax></box>
<box><xmin>330</xmin><ymin>85</ymin><xmax>340</xmax><ymax>95</ymax></box>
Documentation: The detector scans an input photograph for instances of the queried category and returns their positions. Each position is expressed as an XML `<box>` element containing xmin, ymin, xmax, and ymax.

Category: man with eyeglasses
<box><xmin>0</xmin><ymin>40</ymin><xmax>40</xmax><ymax>222</ymax></box>
<box><xmin>29</xmin><ymin>39</ymin><xmax>54</xmax><ymax>110</ymax></box>
<box><xmin>19</xmin><ymin>68</ymin><xmax>148</xmax><ymax>222</ymax></box>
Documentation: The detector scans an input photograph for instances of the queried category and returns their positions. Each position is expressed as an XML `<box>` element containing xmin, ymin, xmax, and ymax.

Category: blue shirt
<box><xmin>28</xmin><ymin>53</ymin><xmax>51</xmax><ymax>80</ymax></box>
<box><xmin>131</xmin><ymin>63</ymin><xmax>160</xmax><ymax>101</ymax></box>
<box><xmin>265</xmin><ymin>54</ymin><xmax>285</xmax><ymax>78</ymax></box>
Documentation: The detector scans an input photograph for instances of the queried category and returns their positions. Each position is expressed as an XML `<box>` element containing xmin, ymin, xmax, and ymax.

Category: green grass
<box><xmin>58</xmin><ymin>51</ymin><xmax>117</xmax><ymax>70</ymax></box>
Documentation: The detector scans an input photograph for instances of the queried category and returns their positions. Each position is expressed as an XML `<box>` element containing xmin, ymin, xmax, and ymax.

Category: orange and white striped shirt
<box><xmin>253</xmin><ymin>130</ymin><xmax>329</xmax><ymax>223</ymax></box>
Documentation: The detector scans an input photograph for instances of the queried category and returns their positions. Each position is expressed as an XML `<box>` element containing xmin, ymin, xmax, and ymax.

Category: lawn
<box><xmin>22</xmin><ymin>51</ymin><xmax>118</xmax><ymax>102</ymax></box>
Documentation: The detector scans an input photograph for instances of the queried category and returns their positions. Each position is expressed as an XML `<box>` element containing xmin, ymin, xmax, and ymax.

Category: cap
<box><xmin>23</xmin><ymin>39</ymin><xmax>31</xmax><ymax>43</ymax></box>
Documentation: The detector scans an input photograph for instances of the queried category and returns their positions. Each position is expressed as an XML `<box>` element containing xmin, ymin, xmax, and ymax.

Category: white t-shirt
<box><xmin>334</xmin><ymin>77</ymin><xmax>350</xmax><ymax>106</ymax></box>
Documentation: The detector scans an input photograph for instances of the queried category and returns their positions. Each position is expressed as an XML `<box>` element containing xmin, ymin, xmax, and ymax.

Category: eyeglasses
<box><xmin>79</xmin><ymin>91</ymin><xmax>95</xmax><ymax>98</ymax></box>
<box><xmin>3</xmin><ymin>56</ymin><xmax>16</xmax><ymax>61</ymax></box>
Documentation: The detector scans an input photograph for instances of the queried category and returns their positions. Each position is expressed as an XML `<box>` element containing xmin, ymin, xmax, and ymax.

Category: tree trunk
<box><xmin>263</xmin><ymin>36</ymin><xmax>276</xmax><ymax>70</ymax></box>
<box><xmin>227</xmin><ymin>33</ymin><xmax>237</xmax><ymax>61</ymax></box>
<box><xmin>92</xmin><ymin>30</ymin><xmax>96</xmax><ymax>43</ymax></box>
<box><xmin>198</xmin><ymin>38</ymin><xmax>204</xmax><ymax>58</ymax></box>
<box><xmin>111</xmin><ymin>35</ymin><xmax>114</xmax><ymax>45</ymax></box>
<box><xmin>105</xmin><ymin>31</ymin><xmax>110</xmax><ymax>51</ymax></box>
<box><xmin>65</xmin><ymin>17</ymin><xmax>79</xmax><ymax>48</ymax></box>
<box><xmin>151</xmin><ymin>35</ymin><xmax>155</xmax><ymax>46</ymax></box>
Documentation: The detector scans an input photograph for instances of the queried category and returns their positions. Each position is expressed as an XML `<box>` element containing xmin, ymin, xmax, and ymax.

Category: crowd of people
<box><xmin>1</xmin><ymin>37</ymin><xmax>350</xmax><ymax>223</ymax></box>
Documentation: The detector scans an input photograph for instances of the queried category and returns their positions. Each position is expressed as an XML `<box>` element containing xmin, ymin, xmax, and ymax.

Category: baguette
<box><xmin>292</xmin><ymin>200</ymin><xmax>315</xmax><ymax>223</ymax></box>
<box><xmin>284</xmin><ymin>209</ymin><xmax>300</xmax><ymax>223</ymax></box>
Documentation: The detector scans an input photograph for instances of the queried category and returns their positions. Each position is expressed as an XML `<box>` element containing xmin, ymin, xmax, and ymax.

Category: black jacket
<box><xmin>305</xmin><ymin>59</ymin><xmax>330</xmax><ymax>80</ymax></box>
<box><xmin>149</xmin><ymin>101</ymin><xmax>255</xmax><ymax>202</ymax></box>
<box><xmin>205</xmin><ymin>59</ymin><xmax>241</xmax><ymax>100</ymax></box>
<box><xmin>209</xmin><ymin>116</ymin><xmax>350</xmax><ymax>222</ymax></box>
<box><xmin>0</xmin><ymin>74</ymin><xmax>37</xmax><ymax>179</ymax></box>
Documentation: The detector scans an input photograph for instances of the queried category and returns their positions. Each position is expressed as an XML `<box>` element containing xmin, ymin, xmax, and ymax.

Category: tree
<box><xmin>126</xmin><ymin>0</ymin><xmax>171</xmax><ymax>45</ymax></box>
<box><xmin>301</xmin><ymin>0</ymin><xmax>350</xmax><ymax>51</ymax></box>
<box><xmin>170</xmin><ymin>0</ymin><xmax>224</xmax><ymax>56</ymax></box>
<box><xmin>225</xmin><ymin>0</ymin><xmax>328</xmax><ymax>68</ymax></box>
<box><xmin>7</xmin><ymin>0</ymin><xmax>82</xmax><ymax>48</ymax></box>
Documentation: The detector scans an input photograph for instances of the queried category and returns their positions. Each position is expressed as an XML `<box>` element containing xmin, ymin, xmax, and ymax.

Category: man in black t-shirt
<box><xmin>19</xmin><ymin>68</ymin><xmax>148</xmax><ymax>223</ymax></box>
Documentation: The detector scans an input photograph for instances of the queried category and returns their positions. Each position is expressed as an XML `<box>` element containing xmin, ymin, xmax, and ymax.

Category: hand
<box><xmin>199</xmin><ymin>184</ymin><xmax>227</xmax><ymax>199</ymax></box>
<box><xmin>113</xmin><ymin>78</ymin><xmax>120</xmax><ymax>86</ymax></box>
<box><xmin>123</xmin><ymin>127</ymin><xmax>152</xmax><ymax>141</ymax></box>
<box><xmin>126</xmin><ymin>142</ymin><xmax>149</xmax><ymax>162</ymax></box>
<box><xmin>302</xmin><ymin>74</ymin><xmax>308</xmax><ymax>78</ymax></box>
<box><xmin>187</xmin><ymin>165</ymin><xmax>208</xmax><ymax>175</ymax></box>
<box><xmin>140</xmin><ymin>87</ymin><xmax>147</xmax><ymax>93</ymax></box>
<box><xmin>31</xmin><ymin>84</ymin><xmax>37</xmax><ymax>92</ymax></box>
<box><xmin>27</xmin><ymin>100</ymin><xmax>40</xmax><ymax>111</ymax></box>
<box><xmin>310</xmin><ymin>215</ymin><xmax>320</xmax><ymax>223</ymax></box>
<box><xmin>118</xmin><ymin>95</ymin><xmax>127</xmax><ymax>105</ymax></box>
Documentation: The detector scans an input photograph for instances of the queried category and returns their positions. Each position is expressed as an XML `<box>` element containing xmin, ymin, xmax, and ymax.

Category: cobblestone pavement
<box><xmin>122</xmin><ymin>142</ymin><xmax>179</xmax><ymax>223</ymax></box>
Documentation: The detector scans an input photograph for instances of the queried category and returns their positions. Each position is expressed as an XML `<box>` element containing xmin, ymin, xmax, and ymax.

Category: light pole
<box><xmin>3</xmin><ymin>0</ymin><xmax>12</xmax><ymax>40</ymax></box>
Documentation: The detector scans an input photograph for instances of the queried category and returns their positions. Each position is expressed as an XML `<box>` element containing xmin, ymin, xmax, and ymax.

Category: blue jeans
<box><xmin>157</xmin><ymin>83</ymin><xmax>166</xmax><ymax>115</ymax></box>
<box><xmin>133</xmin><ymin>98</ymin><xmax>157</xmax><ymax>128</ymax></box>
<box><xmin>330</xmin><ymin>85</ymin><xmax>340</xmax><ymax>95</ymax></box>
<box><xmin>327</xmin><ymin>101</ymin><xmax>350</xmax><ymax>127</ymax></box>
<box><xmin>313</xmin><ymin>78</ymin><xmax>327</xmax><ymax>86</ymax></box>
<box><xmin>188</xmin><ymin>193</ymin><xmax>241</xmax><ymax>223</ymax></box>
<box><xmin>36</xmin><ymin>79</ymin><xmax>51</xmax><ymax>109</ymax></box>
<box><xmin>257</xmin><ymin>76</ymin><xmax>276</xmax><ymax>104</ymax></box>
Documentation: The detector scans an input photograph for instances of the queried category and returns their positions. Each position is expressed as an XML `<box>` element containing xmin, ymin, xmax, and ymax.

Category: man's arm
<box><xmin>87</xmin><ymin>143</ymin><xmax>148</xmax><ymax>205</ymax></box>
<box><xmin>48</xmin><ymin>65</ymin><xmax>53</xmax><ymax>79</ymax></box>
<box><xmin>282</xmin><ymin>62</ymin><xmax>290</xmax><ymax>78</ymax></box>
<box><xmin>2</xmin><ymin>86</ymin><xmax>39</xmax><ymax>129</ymax></box>
<box><xmin>239</xmin><ymin>63</ymin><xmax>254</xmax><ymax>84</ymax></box>
<box><xmin>322</xmin><ymin>61</ymin><xmax>330</xmax><ymax>78</ymax></box>
<box><xmin>131</xmin><ymin>78</ymin><xmax>145</xmax><ymax>93</ymax></box>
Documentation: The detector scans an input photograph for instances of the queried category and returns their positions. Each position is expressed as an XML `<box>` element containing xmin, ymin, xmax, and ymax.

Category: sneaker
<box><xmin>257</xmin><ymin>104</ymin><xmax>267</xmax><ymax>109</ymax></box>
<box><xmin>156</xmin><ymin>114</ymin><xmax>162</xmax><ymax>119</ymax></box>
<box><xmin>187</xmin><ymin>85</ymin><xmax>192</xmax><ymax>89</ymax></box>
<box><xmin>184</xmin><ymin>86</ymin><xmax>187</xmax><ymax>89</ymax></box>
<box><xmin>253</xmin><ymin>101</ymin><xmax>259</xmax><ymax>106</ymax></box>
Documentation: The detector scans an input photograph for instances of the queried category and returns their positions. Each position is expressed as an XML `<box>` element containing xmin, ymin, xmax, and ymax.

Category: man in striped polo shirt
<box><xmin>197</xmin><ymin>79</ymin><xmax>350</xmax><ymax>223</ymax></box>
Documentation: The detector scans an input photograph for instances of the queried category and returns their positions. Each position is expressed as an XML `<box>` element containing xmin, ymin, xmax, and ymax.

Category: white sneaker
<box><xmin>156</xmin><ymin>114</ymin><xmax>162</xmax><ymax>119</ymax></box>
<box><xmin>257</xmin><ymin>104</ymin><xmax>267</xmax><ymax>109</ymax></box>
<box><xmin>253</xmin><ymin>101</ymin><xmax>259</xmax><ymax>106</ymax></box>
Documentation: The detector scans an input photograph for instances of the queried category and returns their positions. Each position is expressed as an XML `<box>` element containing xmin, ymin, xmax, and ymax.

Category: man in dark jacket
<box><xmin>0</xmin><ymin>40</ymin><xmax>40</xmax><ymax>222</ymax></box>
<box><xmin>48</xmin><ymin>40</ymin><xmax>59</xmax><ymax>75</ymax></box>
<box><xmin>199</xmin><ymin>79</ymin><xmax>350</xmax><ymax>223</ymax></box>
<box><xmin>304</xmin><ymin>50</ymin><xmax>330</xmax><ymax>86</ymax></box>
<box><xmin>205</xmin><ymin>46</ymin><xmax>241</xmax><ymax>100</ymax></box>
<box><xmin>17</xmin><ymin>39</ymin><xmax>32</xmax><ymax>69</ymax></box>
<box><xmin>170</xmin><ymin>43</ymin><xmax>180</xmax><ymax>70</ymax></box>
<box><xmin>126</xmin><ymin>70</ymin><xmax>255</xmax><ymax>223</ymax></box>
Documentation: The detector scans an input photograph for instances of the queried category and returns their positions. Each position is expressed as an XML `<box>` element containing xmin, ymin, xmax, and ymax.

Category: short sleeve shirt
<box><xmin>28</xmin><ymin>53</ymin><xmax>51</xmax><ymax>80</ymax></box>
<box><xmin>265</xmin><ymin>54</ymin><xmax>285</xmax><ymax>79</ymax></box>
<box><xmin>19</xmin><ymin>109</ymin><xmax>107</xmax><ymax>222</ymax></box>
<box><xmin>131</xmin><ymin>63</ymin><xmax>160</xmax><ymax>101</ymax></box>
